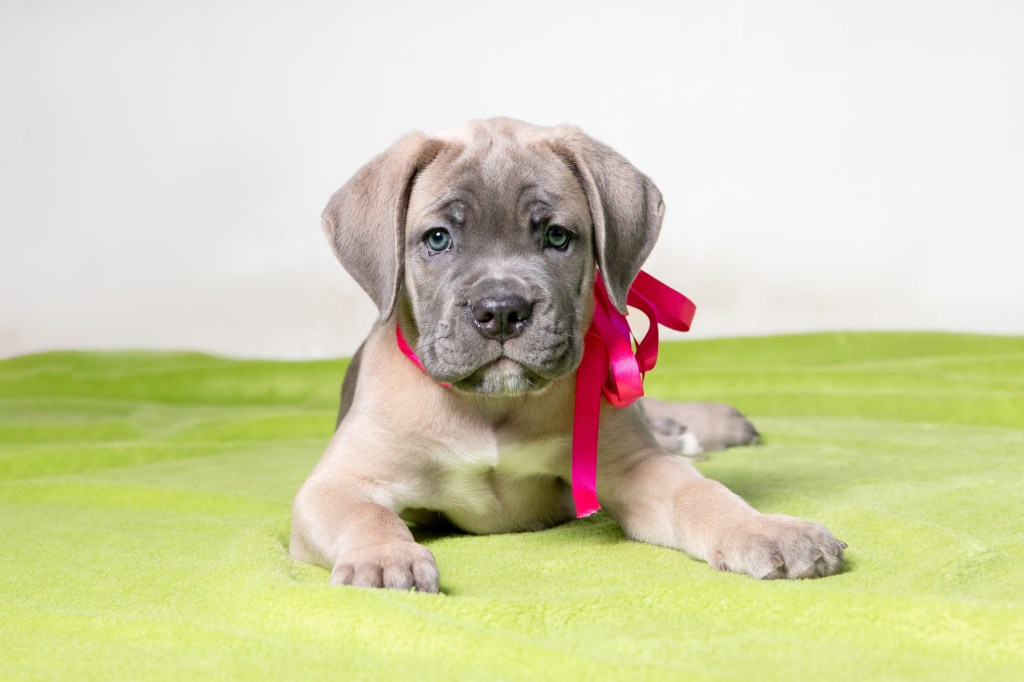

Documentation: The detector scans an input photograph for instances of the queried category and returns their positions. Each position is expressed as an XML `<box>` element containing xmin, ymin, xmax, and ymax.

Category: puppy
<box><xmin>290</xmin><ymin>118</ymin><xmax>845</xmax><ymax>592</ymax></box>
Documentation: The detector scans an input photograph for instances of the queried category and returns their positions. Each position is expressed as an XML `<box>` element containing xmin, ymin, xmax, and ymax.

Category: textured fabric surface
<box><xmin>1</xmin><ymin>333</ymin><xmax>1022</xmax><ymax>680</ymax></box>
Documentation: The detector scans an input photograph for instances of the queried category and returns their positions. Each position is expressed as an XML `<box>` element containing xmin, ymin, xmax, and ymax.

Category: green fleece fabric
<box><xmin>1</xmin><ymin>332</ymin><xmax>1022</xmax><ymax>681</ymax></box>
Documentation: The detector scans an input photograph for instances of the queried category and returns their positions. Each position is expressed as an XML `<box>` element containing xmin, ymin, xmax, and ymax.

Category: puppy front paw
<box><xmin>712</xmin><ymin>514</ymin><xmax>846</xmax><ymax>580</ymax></box>
<box><xmin>331</xmin><ymin>541</ymin><xmax>440</xmax><ymax>593</ymax></box>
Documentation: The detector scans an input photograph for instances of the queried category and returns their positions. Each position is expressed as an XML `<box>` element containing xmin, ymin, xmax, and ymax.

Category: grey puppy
<box><xmin>290</xmin><ymin>118</ymin><xmax>845</xmax><ymax>592</ymax></box>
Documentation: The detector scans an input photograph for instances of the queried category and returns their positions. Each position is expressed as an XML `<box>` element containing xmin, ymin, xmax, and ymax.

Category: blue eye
<box><xmin>425</xmin><ymin>228</ymin><xmax>452</xmax><ymax>252</ymax></box>
<box><xmin>544</xmin><ymin>225</ymin><xmax>571</xmax><ymax>250</ymax></box>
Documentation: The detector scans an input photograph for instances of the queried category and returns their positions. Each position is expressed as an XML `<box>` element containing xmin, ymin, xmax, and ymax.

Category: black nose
<box><xmin>471</xmin><ymin>295</ymin><xmax>533</xmax><ymax>341</ymax></box>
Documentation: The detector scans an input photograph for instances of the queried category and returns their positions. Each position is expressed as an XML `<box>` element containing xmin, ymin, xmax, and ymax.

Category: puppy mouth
<box><xmin>451</xmin><ymin>357</ymin><xmax>551</xmax><ymax>396</ymax></box>
<box><xmin>416</xmin><ymin>323</ymin><xmax>580</xmax><ymax>395</ymax></box>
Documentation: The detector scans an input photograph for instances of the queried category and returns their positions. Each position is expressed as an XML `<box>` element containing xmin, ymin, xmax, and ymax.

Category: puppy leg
<box><xmin>603</xmin><ymin>453</ymin><xmax>845</xmax><ymax>579</ymax></box>
<box><xmin>640</xmin><ymin>398</ymin><xmax>760</xmax><ymax>453</ymax></box>
<box><xmin>290</xmin><ymin>475</ymin><xmax>439</xmax><ymax>592</ymax></box>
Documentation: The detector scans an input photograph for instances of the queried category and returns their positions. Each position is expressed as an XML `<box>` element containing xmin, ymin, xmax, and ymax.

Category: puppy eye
<box><xmin>544</xmin><ymin>225</ymin><xmax>571</xmax><ymax>250</ymax></box>
<box><xmin>424</xmin><ymin>228</ymin><xmax>452</xmax><ymax>252</ymax></box>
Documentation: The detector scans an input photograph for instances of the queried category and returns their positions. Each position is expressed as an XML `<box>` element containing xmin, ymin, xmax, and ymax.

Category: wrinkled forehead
<box><xmin>406</xmin><ymin>133</ymin><xmax>590</xmax><ymax>226</ymax></box>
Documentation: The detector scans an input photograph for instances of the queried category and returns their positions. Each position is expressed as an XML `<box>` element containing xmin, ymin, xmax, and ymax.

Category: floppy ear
<box><xmin>322</xmin><ymin>132</ymin><xmax>446</xmax><ymax>320</ymax></box>
<box><xmin>547</xmin><ymin>127</ymin><xmax>664</xmax><ymax>313</ymax></box>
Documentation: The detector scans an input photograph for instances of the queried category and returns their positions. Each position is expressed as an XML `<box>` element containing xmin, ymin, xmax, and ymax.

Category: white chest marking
<box><xmin>435</xmin><ymin>436</ymin><xmax>570</xmax><ymax>512</ymax></box>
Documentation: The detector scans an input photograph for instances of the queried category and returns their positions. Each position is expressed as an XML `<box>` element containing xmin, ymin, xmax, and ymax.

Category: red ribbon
<box><xmin>395</xmin><ymin>269</ymin><xmax>696</xmax><ymax>518</ymax></box>
<box><xmin>572</xmin><ymin>270</ymin><xmax>696</xmax><ymax>516</ymax></box>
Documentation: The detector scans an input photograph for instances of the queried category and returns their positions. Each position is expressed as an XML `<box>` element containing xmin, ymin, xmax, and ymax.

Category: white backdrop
<box><xmin>2</xmin><ymin>0</ymin><xmax>1022</xmax><ymax>359</ymax></box>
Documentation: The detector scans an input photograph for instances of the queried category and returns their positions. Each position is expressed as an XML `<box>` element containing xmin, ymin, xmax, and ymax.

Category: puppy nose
<box><xmin>471</xmin><ymin>295</ymin><xmax>532</xmax><ymax>341</ymax></box>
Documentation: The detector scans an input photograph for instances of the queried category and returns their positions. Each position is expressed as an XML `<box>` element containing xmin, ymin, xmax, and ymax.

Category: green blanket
<box><xmin>2</xmin><ymin>333</ymin><xmax>1022</xmax><ymax>680</ymax></box>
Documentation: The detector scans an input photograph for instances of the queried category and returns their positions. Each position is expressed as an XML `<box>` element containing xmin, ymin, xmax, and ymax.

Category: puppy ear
<box><xmin>322</xmin><ymin>132</ymin><xmax>446</xmax><ymax>320</ymax></box>
<box><xmin>547</xmin><ymin>128</ymin><xmax>664</xmax><ymax>313</ymax></box>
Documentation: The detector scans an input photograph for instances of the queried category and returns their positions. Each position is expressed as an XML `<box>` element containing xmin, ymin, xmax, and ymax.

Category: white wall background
<box><xmin>2</xmin><ymin>0</ymin><xmax>1022</xmax><ymax>359</ymax></box>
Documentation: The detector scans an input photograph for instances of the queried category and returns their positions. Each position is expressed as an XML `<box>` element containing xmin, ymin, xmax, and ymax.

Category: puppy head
<box><xmin>322</xmin><ymin>118</ymin><xmax>664</xmax><ymax>395</ymax></box>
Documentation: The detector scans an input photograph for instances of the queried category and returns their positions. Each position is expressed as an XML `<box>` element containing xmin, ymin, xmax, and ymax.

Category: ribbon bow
<box><xmin>571</xmin><ymin>270</ymin><xmax>696</xmax><ymax>517</ymax></box>
<box><xmin>395</xmin><ymin>269</ymin><xmax>696</xmax><ymax>518</ymax></box>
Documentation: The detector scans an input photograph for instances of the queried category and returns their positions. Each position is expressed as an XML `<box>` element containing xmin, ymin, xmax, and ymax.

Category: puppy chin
<box><xmin>453</xmin><ymin>358</ymin><xmax>550</xmax><ymax>397</ymax></box>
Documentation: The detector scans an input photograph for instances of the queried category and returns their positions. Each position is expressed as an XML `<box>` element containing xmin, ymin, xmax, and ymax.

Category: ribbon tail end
<box><xmin>574</xmin><ymin>501</ymin><xmax>601</xmax><ymax>519</ymax></box>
